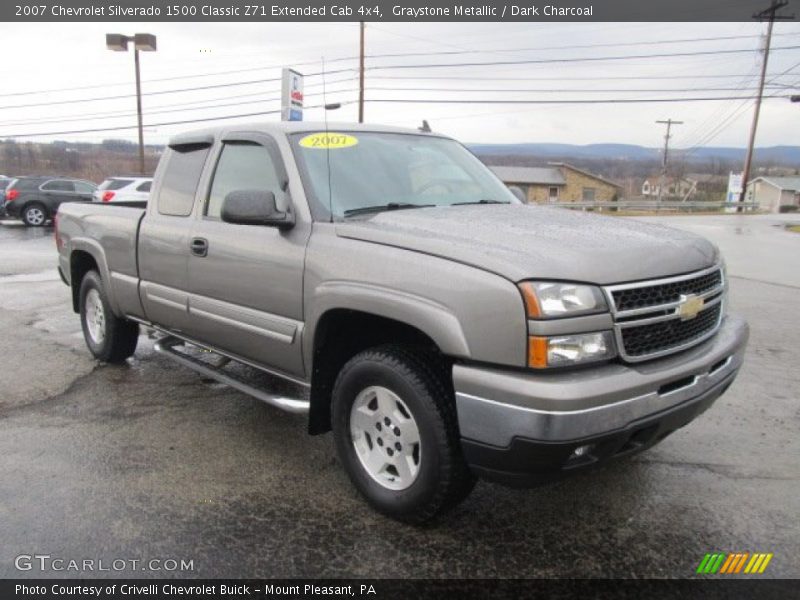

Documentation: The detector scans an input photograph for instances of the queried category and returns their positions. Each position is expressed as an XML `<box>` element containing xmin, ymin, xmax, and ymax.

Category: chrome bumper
<box><xmin>454</xmin><ymin>314</ymin><xmax>749</xmax><ymax>447</ymax></box>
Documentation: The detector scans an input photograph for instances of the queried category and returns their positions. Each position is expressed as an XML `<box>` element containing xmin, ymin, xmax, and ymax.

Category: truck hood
<box><xmin>335</xmin><ymin>204</ymin><xmax>719</xmax><ymax>284</ymax></box>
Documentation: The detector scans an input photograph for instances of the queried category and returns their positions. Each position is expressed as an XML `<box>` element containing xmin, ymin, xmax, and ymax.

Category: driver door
<box><xmin>186</xmin><ymin>132</ymin><xmax>310</xmax><ymax>378</ymax></box>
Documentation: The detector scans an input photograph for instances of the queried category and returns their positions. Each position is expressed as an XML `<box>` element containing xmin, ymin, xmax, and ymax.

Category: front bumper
<box><xmin>454</xmin><ymin>314</ymin><xmax>749</xmax><ymax>486</ymax></box>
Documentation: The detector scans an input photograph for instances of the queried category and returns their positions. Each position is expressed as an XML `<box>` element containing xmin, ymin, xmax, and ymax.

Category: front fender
<box><xmin>305</xmin><ymin>281</ymin><xmax>471</xmax><ymax>368</ymax></box>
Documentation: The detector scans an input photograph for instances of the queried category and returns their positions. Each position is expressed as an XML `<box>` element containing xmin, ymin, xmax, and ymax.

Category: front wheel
<box><xmin>332</xmin><ymin>345</ymin><xmax>475</xmax><ymax>523</ymax></box>
<box><xmin>79</xmin><ymin>270</ymin><xmax>139</xmax><ymax>363</ymax></box>
<box><xmin>22</xmin><ymin>203</ymin><xmax>47</xmax><ymax>227</ymax></box>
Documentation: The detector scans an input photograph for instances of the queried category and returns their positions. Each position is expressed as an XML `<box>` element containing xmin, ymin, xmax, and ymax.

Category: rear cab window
<box><xmin>157</xmin><ymin>144</ymin><xmax>211</xmax><ymax>217</ymax></box>
<box><xmin>136</xmin><ymin>181</ymin><xmax>152</xmax><ymax>192</ymax></box>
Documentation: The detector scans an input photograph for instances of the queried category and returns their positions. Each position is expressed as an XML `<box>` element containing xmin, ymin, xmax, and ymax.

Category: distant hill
<box><xmin>468</xmin><ymin>143</ymin><xmax>800</xmax><ymax>164</ymax></box>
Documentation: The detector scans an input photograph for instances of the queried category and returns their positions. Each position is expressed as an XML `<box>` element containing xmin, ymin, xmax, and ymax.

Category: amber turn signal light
<box><xmin>528</xmin><ymin>336</ymin><xmax>548</xmax><ymax>369</ymax></box>
<box><xmin>519</xmin><ymin>283</ymin><xmax>542</xmax><ymax>318</ymax></box>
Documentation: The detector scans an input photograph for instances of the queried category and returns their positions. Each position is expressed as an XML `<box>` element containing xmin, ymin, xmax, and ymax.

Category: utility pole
<box><xmin>656</xmin><ymin>119</ymin><xmax>683</xmax><ymax>206</ymax></box>
<box><xmin>358</xmin><ymin>21</ymin><xmax>365</xmax><ymax>123</ymax></box>
<box><xmin>739</xmin><ymin>0</ymin><xmax>793</xmax><ymax>210</ymax></box>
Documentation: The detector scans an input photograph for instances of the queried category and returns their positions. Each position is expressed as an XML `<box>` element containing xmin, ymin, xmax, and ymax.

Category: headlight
<box><xmin>519</xmin><ymin>281</ymin><xmax>608</xmax><ymax>319</ymax></box>
<box><xmin>528</xmin><ymin>332</ymin><xmax>616</xmax><ymax>368</ymax></box>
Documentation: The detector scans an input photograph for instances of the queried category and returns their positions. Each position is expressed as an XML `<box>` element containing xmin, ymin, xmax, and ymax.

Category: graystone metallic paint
<box><xmin>56</xmin><ymin>121</ymin><xmax>747</xmax><ymax>448</ymax></box>
<box><xmin>455</xmin><ymin>316</ymin><xmax>747</xmax><ymax>446</ymax></box>
<box><xmin>336</xmin><ymin>204</ymin><xmax>719</xmax><ymax>285</ymax></box>
<box><xmin>453</xmin><ymin>315</ymin><xmax>748</xmax><ymax>413</ymax></box>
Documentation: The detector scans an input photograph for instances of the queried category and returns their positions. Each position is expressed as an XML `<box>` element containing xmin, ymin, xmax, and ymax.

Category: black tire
<box><xmin>332</xmin><ymin>345</ymin><xmax>475</xmax><ymax>524</ymax></box>
<box><xmin>79</xmin><ymin>270</ymin><xmax>139</xmax><ymax>363</ymax></box>
<box><xmin>21</xmin><ymin>202</ymin><xmax>48</xmax><ymax>227</ymax></box>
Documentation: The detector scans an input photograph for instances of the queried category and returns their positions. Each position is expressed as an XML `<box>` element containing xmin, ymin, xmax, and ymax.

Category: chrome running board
<box><xmin>153</xmin><ymin>336</ymin><xmax>310</xmax><ymax>414</ymax></box>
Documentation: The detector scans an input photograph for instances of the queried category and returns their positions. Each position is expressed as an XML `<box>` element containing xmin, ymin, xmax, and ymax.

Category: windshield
<box><xmin>290</xmin><ymin>131</ymin><xmax>519</xmax><ymax>220</ymax></box>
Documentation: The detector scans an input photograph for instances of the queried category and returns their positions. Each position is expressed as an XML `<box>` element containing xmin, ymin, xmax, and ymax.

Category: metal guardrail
<box><xmin>548</xmin><ymin>201</ymin><xmax>760</xmax><ymax>212</ymax></box>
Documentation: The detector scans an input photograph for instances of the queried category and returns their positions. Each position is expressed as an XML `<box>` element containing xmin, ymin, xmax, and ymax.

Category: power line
<box><xmin>6</xmin><ymin>32</ymin><xmax>792</xmax><ymax>100</ymax></box>
<box><xmin>0</xmin><ymin>68</ymin><xmax>354</xmax><ymax>111</ymax></box>
<box><xmin>2</xmin><ymin>38</ymin><xmax>798</xmax><ymax>103</ymax></box>
<box><xmin>365</xmin><ymin>95</ymin><xmax>792</xmax><ymax>105</ymax></box>
<box><xmin>0</xmin><ymin>101</ymin><xmax>357</xmax><ymax>139</ymax></box>
<box><xmin>0</xmin><ymin>88</ymin><xmax>359</xmax><ymax>129</ymax></box>
<box><xmin>671</xmin><ymin>65</ymin><xmax>762</xmax><ymax>149</ymax></box>
<box><xmin>363</xmin><ymin>32</ymin><xmax>799</xmax><ymax>60</ymax></box>
<box><xmin>367</xmin><ymin>71</ymin><xmax>800</xmax><ymax>81</ymax></box>
<box><xmin>0</xmin><ymin>78</ymin><xmax>357</xmax><ymax>127</ymax></box>
<box><xmin>675</xmin><ymin>59</ymin><xmax>800</xmax><ymax>149</ymax></box>
<box><xmin>365</xmin><ymin>85</ymin><xmax>794</xmax><ymax>94</ymax></box>
<box><xmin>0</xmin><ymin>55</ymin><xmax>359</xmax><ymax>99</ymax></box>
<box><xmin>365</xmin><ymin>45</ymin><xmax>800</xmax><ymax>71</ymax></box>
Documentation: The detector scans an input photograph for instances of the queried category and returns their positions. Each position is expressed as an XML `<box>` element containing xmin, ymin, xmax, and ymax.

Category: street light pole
<box><xmin>358</xmin><ymin>21</ymin><xmax>365</xmax><ymax>123</ymax></box>
<box><xmin>106</xmin><ymin>33</ymin><xmax>157</xmax><ymax>177</ymax></box>
<box><xmin>134</xmin><ymin>48</ymin><xmax>145</xmax><ymax>176</ymax></box>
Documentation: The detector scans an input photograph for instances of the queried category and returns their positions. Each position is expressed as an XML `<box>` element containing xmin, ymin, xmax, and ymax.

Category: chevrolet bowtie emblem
<box><xmin>677</xmin><ymin>294</ymin><xmax>705</xmax><ymax>320</ymax></box>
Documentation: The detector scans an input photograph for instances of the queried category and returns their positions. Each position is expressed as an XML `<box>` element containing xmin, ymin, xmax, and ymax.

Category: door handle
<box><xmin>190</xmin><ymin>237</ymin><xmax>209</xmax><ymax>257</ymax></box>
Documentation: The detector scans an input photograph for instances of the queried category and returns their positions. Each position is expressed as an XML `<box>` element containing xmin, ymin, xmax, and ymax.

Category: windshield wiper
<box><xmin>343</xmin><ymin>203</ymin><xmax>435</xmax><ymax>217</ymax></box>
<box><xmin>451</xmin><ymin>199</ymin><xmax>510</xmax><ymax>206</ymax></box>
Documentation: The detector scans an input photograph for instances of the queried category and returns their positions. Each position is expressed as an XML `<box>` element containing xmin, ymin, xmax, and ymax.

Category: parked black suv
<box><xmin>0</xmin><ymin>179</ymin><xmax>12</xmax><ymax>217</ymax></box>
<box><xmin>4</xmin><ymin>176</ymin><xmax>97</xmax><ymax>226</ymax></box>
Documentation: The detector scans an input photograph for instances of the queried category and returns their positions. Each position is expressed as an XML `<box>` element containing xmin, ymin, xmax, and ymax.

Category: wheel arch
<box><xmin>69</xmin><ymin>240</ymin><xmax>118</xmax><ymax>315</ymax></box>
<box><xmin>307</xmin><ymin>308</ymin><xmax>455</xmax><ymax>435</ymax></box>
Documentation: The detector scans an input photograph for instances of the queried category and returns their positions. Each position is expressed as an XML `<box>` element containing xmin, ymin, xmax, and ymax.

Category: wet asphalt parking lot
<box><xmin>0</xmin><ymin>213</ymin><xmax>798</xmax><ymax>579</ymax></box>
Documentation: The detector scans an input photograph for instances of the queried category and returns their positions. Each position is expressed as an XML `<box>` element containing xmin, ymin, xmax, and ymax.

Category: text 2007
<box><xmin>16</xmin><ymin>5</ymin><xmax>47</xmax><ymax>16</ymax></box>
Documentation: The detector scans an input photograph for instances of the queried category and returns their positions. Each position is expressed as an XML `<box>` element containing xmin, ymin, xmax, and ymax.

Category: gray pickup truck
<box><xmin>56</xmin><ymin>122</ymin><xmax>749</xmax><ymax>523</ymax></box>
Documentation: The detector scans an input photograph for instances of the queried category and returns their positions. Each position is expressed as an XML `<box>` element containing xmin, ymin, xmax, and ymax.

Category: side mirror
<box><xmin>507</xmin><ymin>185</ymin><xmax>527</xmax><ymax>203</ymax></box>
<box><xmin>221</xmin><ymin>190</ymin><xmax>294</xmax><ymax>230</ymax></box>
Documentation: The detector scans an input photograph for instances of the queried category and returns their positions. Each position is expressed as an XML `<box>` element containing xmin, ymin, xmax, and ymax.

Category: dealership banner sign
<box><xmin>281</xmin><ymin>69</ymin><xmax>304</xmax><ymax>122</ymax></box>
<box><xmin>4</xmin><ymin>0</ymin><xmax>791</xmax><ymax>21</ymax></box>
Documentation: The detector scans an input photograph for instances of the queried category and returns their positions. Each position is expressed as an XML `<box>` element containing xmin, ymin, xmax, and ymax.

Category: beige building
<box><xmin>745</xmin><ymin>177</ymin><xmax>800</xmax><ymax>213</ymax></box>
<box><xmin>490</xmin><ymin>163</ymin><xmax>621</xmax><ymax>204</ymax></box>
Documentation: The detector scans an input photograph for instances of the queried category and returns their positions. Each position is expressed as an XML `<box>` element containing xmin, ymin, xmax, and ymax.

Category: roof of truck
<box><xmin>168</xmin><ymin>121</ymin><xmax>446</xmax><ymax>147</ymax></box>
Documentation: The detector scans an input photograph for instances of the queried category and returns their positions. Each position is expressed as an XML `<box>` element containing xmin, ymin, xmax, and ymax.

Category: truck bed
<box><xmin>57</xmin><ymin>201</ymin><xmax>147</xmax><ymax>287</ymax></box>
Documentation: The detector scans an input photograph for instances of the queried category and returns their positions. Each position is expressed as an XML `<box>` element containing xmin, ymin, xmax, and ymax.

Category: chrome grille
<box><xmin>612</xmin><ymin>269</ymin><xmax>722</xmax><ymax>312</ymax></box>
<box><xmin>604</xmin><ymin>265</ymin><xmax>725</xmax><ymax>362</ymax></box>
<box><xmin>621</xmin><ymin>304</ymin><xmax>721</xmax><ymax>358</ymax></box>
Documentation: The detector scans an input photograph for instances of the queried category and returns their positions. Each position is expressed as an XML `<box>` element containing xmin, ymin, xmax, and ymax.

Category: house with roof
<box><xmin>489</xmin><ymin>163</ymin><xmax>621</xmax><ymax>204</ymax></box>
<box><xmin>745</xmin><ymin>176</ymin><xmax>800</xmax><ymax>212</ymax></box>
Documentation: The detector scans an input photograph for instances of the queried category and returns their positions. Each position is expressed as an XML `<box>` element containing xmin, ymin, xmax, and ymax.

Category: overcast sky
<box><xmin>0</xmin><ymin>21</ymin><xmax>798</xmax><ymax>149</ymax></box>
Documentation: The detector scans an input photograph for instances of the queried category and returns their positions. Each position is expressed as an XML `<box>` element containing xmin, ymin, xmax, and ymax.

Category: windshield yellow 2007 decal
<box><xmin>299</xmin><ymin>132</ymin><xmax>359</xmax><ymax>149</ymax></box>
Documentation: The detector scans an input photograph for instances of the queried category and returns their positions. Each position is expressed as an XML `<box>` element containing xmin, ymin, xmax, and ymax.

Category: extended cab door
<box><xmin>185</xmin><ymin>132</ymin><xmax>310</xmax><ymax>378</ymax></box>
<box><xmin>138</xmin><ymin>140</ymin><xmax>212</xmax><ymax>332</ymax></box>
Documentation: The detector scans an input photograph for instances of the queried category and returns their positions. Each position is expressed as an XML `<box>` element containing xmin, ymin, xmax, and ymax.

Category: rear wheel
<box><xmin>79</xmin><ymin>270</ymin><xmax>139</xmax><ymax>363</ymax></box>
<box><xmin>22</xmin><ymin>203</ymin><xmax>47</xmax><ymax>227</ymax></box>
<box><xmin>332</xmin><ymin>345</ymin><xmax>475</xmax><ymax>523</ymax></box>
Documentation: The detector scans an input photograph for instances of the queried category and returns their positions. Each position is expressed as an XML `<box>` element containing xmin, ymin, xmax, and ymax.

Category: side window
<box><xmin>206</xmin><ymin>142</ymin><xmax>284</xmax><ymax>220</ymax></box>
<box><xmin>136</xmin><ymin>181</ymin><xmax>152</xmax><ymax>192</ymax></box>
<box><xmin>42</xmin><ymin>180</ymin><xmax>75</xmax><ymax>192</ymax></box>
<box><xmin>102</xmin><ymin>178</ymin><xmax>133</xmax><ymax>191</ymax></box>
<box><xmin>74</xmin><ymin>181</ymin><xmax>96</xmax><ymax>193</ymax></box>
<box><xmin>157</xmin><ymin>144</ymin><xmax>210</xmax><ymax>217</ymax></box>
